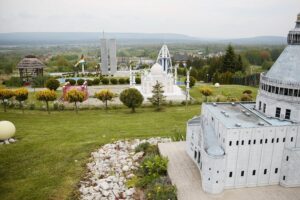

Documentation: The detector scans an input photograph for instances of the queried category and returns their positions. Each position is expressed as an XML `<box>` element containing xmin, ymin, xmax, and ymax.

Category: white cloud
<box><xmin>0</xmin><ymin>0</ymin><xmax>299</xmax><ymax>38</ymax></box>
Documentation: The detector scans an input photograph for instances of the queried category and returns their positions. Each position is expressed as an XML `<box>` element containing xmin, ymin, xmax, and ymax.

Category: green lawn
<box><xmin>189</xmin><ymin>84</ymin><xmax>258</xmax><ymax>102</ymax></box>
<box><xmin>0</xmin><ymin>106</ymin><xmax>199</xmax><ymax>200</ymax></box>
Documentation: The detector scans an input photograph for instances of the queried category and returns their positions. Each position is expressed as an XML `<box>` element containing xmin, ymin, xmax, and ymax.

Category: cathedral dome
<box><xmin>265</xmin><ymin>45</ymin><xmax>300</xmax><ymax>83</ymax></box>
<box><xmin>150</xmin><ymin>63</ymin><xmax>164</xmax><ymax>75</ymax></box>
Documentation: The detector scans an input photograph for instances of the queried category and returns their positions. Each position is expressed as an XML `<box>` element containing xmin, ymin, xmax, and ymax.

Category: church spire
<box><xmin>287</xmin><ymin>13</ymin><xmax>300</xmax><ymax>45</ymax></box>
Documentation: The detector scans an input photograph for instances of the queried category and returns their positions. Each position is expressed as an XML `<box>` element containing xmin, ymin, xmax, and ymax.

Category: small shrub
<box><xmin>135</xmin><ymin>77</ymin><xmax>141</xmax><ymax>84</ymax></box>
<box><xmin>171</xmin><ymin>128</ymin><xmax>186</xmax><ymax>141</ymax></box>
<box><xmin>184</xmin><ymin>76</ymin><xmax>196</xmax><ymax>88</ymax></box>
<box><xmin>240</xmin><ymin>94</ymin><xmax>253</xmax><ymax>101</ymax></box>
<box><xmin>66</xmin><ymin>89</ymin><xmax>85</xmax><ymax>113</ymax></box>
<box><xmin>118</xmin><ymin>78</ymin><xmax>126</xmax><ymax>84</ymax></box>
<box><xmin>135</xmin><ymin>142</ymin><xmax>150</xmax><ymax>153</ymax></box>
<box><xmin>140</xmin><ymin>155</ymin><xmax>168</xmax><ymax>176</ymax></box>
<box><xmin>243</xmin><ymin>90</ymin><xmax>253</xmax><ymax>95</ymax></box>
<box><xmin>66</xmin><ymin>79</ymin><xmax>76</xmax><ymax>86</ymax></box>
<box><xmin>77</xmin><ymin>79</ymin><xmax>84</xmax><ymax>85</ymax></box>
<box><xmin>0</xmin><ymin>88</ymin><xmax>14</xmax><ymax>112</ymax></box>
<box><xmin>199</xmin><ymin>87</ymin><xmax>213</xmax><ymax>102</ymax></box>
<box><xmin>45</xmin><ymin>78</ymin><xmax>60</xmax><ymax>91</ymax></box>
<box><xmin>101</xmin><ymin>77</ymin><xmax>109</xmax><ymax>85</ymax></box>
<box><xmin>145</xmin><ymin>183</ymin><xmax>177</xmax><ymax>200</ymax></box>
<box><xmin>125</xmin><ymin>78</ymin><xmax>130</xmax><ymax>84</ymax></box>
<box><xmin>93</xmin><ymin>78</ymin><xmax>100</xmax><ymax>85</ymax></box>
<box><xmin>215</xmin><ymin>95</ymin><xmax>227</xmax><ymax>102</ymax></box>
<box><xmin>86</xmin><ymin>79</ymin><xmax>93</xmax><ymax>86</ymax></box>
<box><xmin>119</xmin><ymin>88</ymin><xmax>144</xmax><ymax>112</ymax></box>
<box><xmin>4</xmin><ymin>77</ymin><xmax>23</xmax><ymax>87</ymax></box>
<box><xmin>110</xmin><ymin>78</ymin><xmax>118</xmax><ymax>85</ymax></box>
<box><xmin>36</xmin><ymin>89</ymin><xmax>57</xmax><ymax>114</ymax></box>
<box><xmin>14</xmin><ymin>88</ymin><xmax>29</xmax><ymax>113</ymax></box>
<box><xmin>94</xmin><ymin>89</ymin><xmax>116</xmax><ymax>110</ymax></box>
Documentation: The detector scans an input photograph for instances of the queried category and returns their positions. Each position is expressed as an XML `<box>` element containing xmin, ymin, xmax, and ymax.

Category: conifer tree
<box><xmin>148</xmin><ymin>81</ymin><xmax>166</xmax><ymax>111</ymax></box>
<box><xmin>222</xmin><ymin>45</ymin><xmax>236</xmax><ymax>73</ymax></box>
<box><xmin>236</xmin><ymin>55</ymin><xmax>244</xmax><ymax>72</ymax></box>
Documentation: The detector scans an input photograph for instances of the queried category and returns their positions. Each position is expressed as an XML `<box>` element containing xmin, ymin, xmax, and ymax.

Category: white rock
<box><xmin>102</xmin><ymin>190</ymin><xmax>109</xmax><ymax>197</ymax></box>
<box><xmin>8</xmin><ymin>138</ymin><xmax>15</xmax><ymax>143</ymax></box>
<box><xmin>122</xmin><ymin>165</ymin><xmax>129</xmax><ymax>172</ymax></box>
<box><xmin>125</xmin><ymin>189</ymin><xmax>133</xmax><ymax>196</ymax></box>
<box><xmin>4</xmin><ymin>140</ymin><xmax>10</xmax><ymax>144</ymax></box>
<box><xmin>99</xmin><ymin>181</ymin><xmax>110</xmax><ymax>190</ymax></box>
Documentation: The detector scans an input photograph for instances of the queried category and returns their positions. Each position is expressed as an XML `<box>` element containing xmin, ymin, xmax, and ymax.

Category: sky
<box><xmin>0</xmin><ymin>0</ymin><xmax>299</xmax><ymax>38</ymax></box>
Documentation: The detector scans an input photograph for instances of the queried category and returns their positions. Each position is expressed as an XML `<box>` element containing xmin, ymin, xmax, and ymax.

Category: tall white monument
<box><xmin>100</xmin><ymin>33</ymin><xmax>117</xmax><ymax>75</ymax></box>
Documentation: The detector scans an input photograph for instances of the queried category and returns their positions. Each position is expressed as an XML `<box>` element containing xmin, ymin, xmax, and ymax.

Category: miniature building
<box><xmin>134</xmin><ymin>45</ymin><xmax>185</xmax><ymax>101</ymax></box>
<box><xmin>100</xmin><ymin>35</ymin><xmax>117</xmax><ymax>75</ymax></box>
<box><xmin>186</xmin><ymin>13</ymin><xmax>300</xmax><ymax>194</ymax></box>
<box><xmin>17</xmin><ymin>55</ymin><xmax>46</xmax><ymax>82</ymax></box>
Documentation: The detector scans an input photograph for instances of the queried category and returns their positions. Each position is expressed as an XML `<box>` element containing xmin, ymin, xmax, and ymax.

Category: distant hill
<box><xmin>0</xmin><ymin>32</ymin><xmax>197</xmax><ymax>45</ymax></box>
<box><xmin>0</xmin><ymin>32</ymin><xmax>286</xmax><ymax>45</ymax></box>
<box><xmin>219</xmin><ymin>36</ymin><xmax>286</xmax><ymax>45</ymax></box>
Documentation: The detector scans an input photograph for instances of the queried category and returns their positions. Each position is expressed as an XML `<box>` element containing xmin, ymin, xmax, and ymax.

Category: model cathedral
<box><xmin>186</xmin><ymin>13</ymin><xmax>300</xmax><ymax>194</ymax></box>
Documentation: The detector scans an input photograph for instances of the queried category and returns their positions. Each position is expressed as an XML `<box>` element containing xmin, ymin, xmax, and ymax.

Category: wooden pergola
<box><xmin>17</xmin><ymin>55</ymin><xmax>46</xmax><ymax>82</ymax></box>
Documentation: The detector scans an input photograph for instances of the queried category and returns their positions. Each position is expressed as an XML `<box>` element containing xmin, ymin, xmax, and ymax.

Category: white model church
<box><xmin>134</xmin><ymin>45</ymin><xmax>186</xmax><ymax>101</ymax></box>
<box><xmin>186</xmin><ymin>13</ymin><xmax>300</xmax><ymax>194</ymax></box>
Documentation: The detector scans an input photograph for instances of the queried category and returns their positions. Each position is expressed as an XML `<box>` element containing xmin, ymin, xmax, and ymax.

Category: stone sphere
<box><xmin>0</xmin><ymin>121</ymin><xmax>16</xmax><ymax>140</ymax></box>
<box><xmin>214</xmin><ymin>83</ymin><xmax>220</xmax><ymax>88</ymax></box>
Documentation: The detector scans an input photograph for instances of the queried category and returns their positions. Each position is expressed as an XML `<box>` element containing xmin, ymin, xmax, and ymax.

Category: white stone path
<box><xmin>158</xmin><ymin>141</ymin><xmax>300</xmax><ymax>200</ymax></box>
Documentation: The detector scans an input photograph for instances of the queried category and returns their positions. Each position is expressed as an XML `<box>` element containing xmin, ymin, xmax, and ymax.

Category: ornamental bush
<box><xmin>119</xmin><ymin>88</ymin><xmax>144</xmax><ymax>112</ymax></box>
<box><xmin>94</xmin><ymin>89</ymin><xmax>115</xmax><ymax>109</ymax></box>
<box><xmin>77</xmin><ymin>79</ymin><xmax>84</xmax><ymax>85</ymax></box>
<box><xmin>14</xmin><ymin>88</ymin><xmax>29</xmax><ymax>113</ymax></box>
<box><xmin>93</xmin><ymin>78</ymin><xmax>100</xmax><ymax>85</ymax></box>
<box><xmin>243</xmin><ymin>90</ymin><xmax>252</xmax><ymax>95</ymax></box>
<box><xmin>110</xmin><ymin>78</ymin><xmax>118</xmax><ymax>85</ymax></box>
<box><xmin>240</xmin><ymin>93</ymin><xmax>253</xmax><ymax>101</ymax></box>
<box><xmin>135</xmin><ymin>77</ymin><xmax>141</xmax><ymax>84</ymax></box>
<box><xmin>86</xmin><ymin>79</ymin><xmax>93</xmax><ymax>86</ymax></box>
<box><xmin>36</xmin><ymin>89</ymin><xmax>57</xmax><ymax>114</ymax></box>
<box><xmin>45</xmin><ymin>78</ymin><xmax>60</xmax><ymax>91</ymax></box>
<box><xmin>140</xmin><ymin>155</ymin><xmax>168</xmax><ymax>176</ymax></box>
<box><xmin>65</xmin><ymin>79</ymin><xmax>76</xmax><ymax>86</ymax></box>
<box><xmin>184</xmin><ymin>76</ymin><xmax>196</xmax><ymax>88</ymax></box>
<box><xmin>101</xmin><ymin>77</ymin><xmax>109</xmax><ymax>85</ymax></box>
<box><xmin>0</xmin><ymin>88</ymin><xmax>14</xmax><ymax>112</ymax></box>
<box><xmin>199</xmin><ymin>87</ymin><xmax>213</xmax><ymax>102</ymax></box>
<box><xmin>118</xmin><ymin>78</ymin><xmax>126</xmax><ymax>84</ymax></box>
<box><xmin>66</xmin><ymin>89</ymin><xmax>85</xmax><ymax>113</ymax></box>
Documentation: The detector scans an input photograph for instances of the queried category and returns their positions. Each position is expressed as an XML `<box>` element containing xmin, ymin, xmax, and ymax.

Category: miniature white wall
<box><xmin>256</xmin><ymin>94</ymin><xmax>300</xmax><ymax>122</ymax></box>
<box><xmin>280</xmin><ymin>148</ymin><xmax>300</xmax><ymax>187</ymax></box>
<box><xmin>201</xmin><ymin>151</ymin><xmax>225</xmax><ymax>194</ymax></box>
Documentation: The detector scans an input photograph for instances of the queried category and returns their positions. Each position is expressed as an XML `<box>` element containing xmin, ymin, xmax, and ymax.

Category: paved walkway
<box><xmin>158</xmin><ymin>142</ymin><xmax>300</xmax><ymax>200</ymax></box>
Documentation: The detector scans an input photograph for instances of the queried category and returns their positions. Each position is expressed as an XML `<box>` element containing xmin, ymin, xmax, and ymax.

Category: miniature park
<box><xmin>1</xmin><ymin>4</ymin><xmax>300</xmax><ymax>200</ymax></box>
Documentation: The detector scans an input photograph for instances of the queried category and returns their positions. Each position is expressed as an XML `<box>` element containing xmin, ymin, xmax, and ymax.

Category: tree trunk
<box><xmin>105</xmin><ymin>100</ymin><xmax>108</xmax><ymax>110</ymax></box>
<box><xmin>75</xmin><ymin>102</ymin><xmax>78</xmax><ymax>114</ymax></box>
<box><xmin>132</xmin><ymin>106</ymin><xmax>135</xmax><ymax>113</ymax></box>
<box><xmin>2</xmin><ymin>100</ymin><xmax>6</xmax><ymax>112</ymax></box>
<box><xmin>46</xmin><ymin>101</ymin><xmax>50</xmax><ymax>114</ymax></box>
<box><xmin>20</xmin><ymin>101</ymin><xmax>24</xmax><ymax>114</ymax></box>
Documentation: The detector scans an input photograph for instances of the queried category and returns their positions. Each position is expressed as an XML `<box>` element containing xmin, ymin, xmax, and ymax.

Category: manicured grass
<box><xmin>189</xmin><ymin>84</ymin><xmax>258</xmax><ymax>102</ymax></box>
<box><xmin>0</xmin><ymin>106</ymin><xmax>199</xmax><ymax>200</ymax></box>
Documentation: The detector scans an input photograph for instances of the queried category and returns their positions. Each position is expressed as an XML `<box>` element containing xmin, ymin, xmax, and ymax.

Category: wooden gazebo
<box><xmin>17</xmin><ymin>55</ymin><xmax>46</xmax><ymax>82</ymax></box>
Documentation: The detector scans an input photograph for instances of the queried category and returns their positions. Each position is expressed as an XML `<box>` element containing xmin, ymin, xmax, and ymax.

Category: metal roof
<box><xmin>265</xmin><ymin>45</ymin><xmax>300</xmax><ymax>83</ymax></box>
